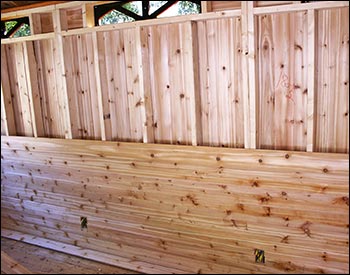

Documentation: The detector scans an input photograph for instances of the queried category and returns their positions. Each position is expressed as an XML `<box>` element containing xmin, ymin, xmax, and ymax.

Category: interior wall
<box><xmin>1</xmin><ymin>5</ymin><xmax>348</xmax><ymax>152</ymax></box>
<box><xmin>1</xmin><ymin>136</ymin><xmax>349</xmax><ymax>274</ymax></box>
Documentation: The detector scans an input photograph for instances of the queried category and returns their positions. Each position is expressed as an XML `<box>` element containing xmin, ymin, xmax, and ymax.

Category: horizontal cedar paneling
<box><xmin>1</xmin><ymin>136</ymin><xmax>349</xmax><ymax>274</ymax></box>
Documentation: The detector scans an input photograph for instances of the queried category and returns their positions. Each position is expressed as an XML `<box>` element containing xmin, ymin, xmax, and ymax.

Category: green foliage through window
<box><xmin>4</xmin><ymin>21</ymin><xmax>30</xmax><ymax>38</ymax></box>
<box><xmin>99</xmin><ymin>1</ymin><xmax>200</xmax><ymax>26</ymax></box>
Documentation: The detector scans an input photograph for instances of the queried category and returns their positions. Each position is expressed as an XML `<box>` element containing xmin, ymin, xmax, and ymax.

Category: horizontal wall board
<box><xmin>1</xmin><ymin>136</ymin><xmax>348</xmax><ymax>274</ymax></box>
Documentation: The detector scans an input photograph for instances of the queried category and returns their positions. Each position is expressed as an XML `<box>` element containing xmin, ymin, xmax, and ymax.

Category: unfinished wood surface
<box><xmin>141</xmin><ymin>23</ymin><xmax>195</xmax><ymax>145</ymax></box>
<box><xmin>96</xmin><ymin>29</ymin><xmax>143</xmax><ymax>142</ymax></box>
<box><xmin>1</xmin><ymin>251</ymin><xmax>33</xmax><ymax>274</ymax></box>
<box><xmin>62</xmin><ymin>34</ymin><xmax>102</xmax><ymax>140</ymax></box>
<box><xmin>256</xmin><ymin>11</ymin><xmax>308</xmax><ymax>151</ymax></box>
<box><xmin>314</xmin><ymin>7</ymin><xmax>349</xmax><ymax>153</ymax></box>
<box><xmin>26</xmin><ymin>39</ymin><xmax>67</xmax><ymax>138</ymax></box>
<box><xmin>1</xmin><ymin>237</ymin><xmax>139</xmax><ymax>274</ymax></box>
<box><xmin>197</xmin><ymin>17</ymin><xmax>244</xmax><ymax>148</ymax></box>
<box><xmin>1</xmin><ymin>136</ymin><xmax>348</xmax><ymax>274</ymax></box>
<box><xmin>0</xmin><ymin>43</ymin><xmax>35</xmax><ymax>137</ymax></box>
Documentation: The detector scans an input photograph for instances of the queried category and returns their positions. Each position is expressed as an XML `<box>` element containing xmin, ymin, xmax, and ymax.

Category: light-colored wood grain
<box><xmin>1</xmin><ymin>251</ymin><xmax>33</xmax><ymax>274</ymax></box>
<box><xmin>197</xmin><ymin>17</ymin><xmax>244</xmax><ymax>148</ymax></box>
<box><xmin>1</xmin><ymin>83</ymin><xmax>9</xmax><ymax>136</ymax></box>
<box><xmin>256</xmin><ymin>11</ymin><xmax>308</xmax><ymax>151</ymax></box>
<box><xmin>1</xmin><ymin>237</ymin><xmax>139</xmax><ymax>274</ymax></box>
<box><xmin>315</xmin><ymin>7</ymin><xmax>349</xmax><ymax>153</ymax></box>
<box><xmin>1</xmin><ymin>136</ymin><xmax>348</xmax><ymax>274</ymax></box>
<box><xmin>306</xmin><ymin>9</ymin><xmax>316</xmax><ymax>152</ymax></box>
<box><xmin>53</xmin><ymin>9</ymin><xmax>72</xmax><ymax>139</ymax></box>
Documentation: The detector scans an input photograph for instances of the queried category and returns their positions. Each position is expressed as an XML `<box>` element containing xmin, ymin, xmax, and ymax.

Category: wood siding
<box><xmin>1</xmin><ymin>136</ymin><xmax>349</xmax><ymax>274</ymax></box>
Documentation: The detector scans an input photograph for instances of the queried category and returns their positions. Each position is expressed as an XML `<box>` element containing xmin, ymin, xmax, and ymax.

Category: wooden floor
<box><xmin>1</xmin><ymin>237</ymin><xmax>140</xmax><ymax>274</ymax></box>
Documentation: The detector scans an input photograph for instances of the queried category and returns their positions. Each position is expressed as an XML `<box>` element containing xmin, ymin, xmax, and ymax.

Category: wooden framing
<box><xmin>0</xmin><ymin>1</ymin><xmax>348</xmax><ymax>273</ymax></box>
<box><xmin>306</xmin><ymin>9</ymin><xmax>316</xmax><ymax>152</ymax></box>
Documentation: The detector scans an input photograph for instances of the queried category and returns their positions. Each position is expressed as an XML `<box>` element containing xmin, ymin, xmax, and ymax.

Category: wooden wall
<box><xmin>1</xmin><ymin>3</ymin><xmax>349</xmax><ymax>153</ymax></box>
<box><xmin>1</xmin><ymin>2</ymin><xmax>349</xmax><ymax>274</ymax></box>
<box><xmin>1</xmin><ymin>136</ymin><xmax>349</xmax><ymax>274</ymax></box>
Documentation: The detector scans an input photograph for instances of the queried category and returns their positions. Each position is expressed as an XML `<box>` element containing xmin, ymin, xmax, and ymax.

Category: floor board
<box><xmin>1</xmin><ymin>237</ymin><xmax>140</xmax><ymax>274</ymax></box>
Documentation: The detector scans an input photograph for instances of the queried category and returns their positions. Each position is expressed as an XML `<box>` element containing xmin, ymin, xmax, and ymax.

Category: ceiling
<box><xmin>1</xmin><ymin>1</ymin><xmax>66</xmax><ymax>11</ymax></box>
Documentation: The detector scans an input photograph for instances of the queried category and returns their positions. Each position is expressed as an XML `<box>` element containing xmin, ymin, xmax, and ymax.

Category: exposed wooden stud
<box><xmin>247</xmin><ymin>2</ymin><xmax>257</xmax><ymax>149</ymax></box>
<box><xmin>84</xmin><ymin>3</ymin><xmax>95</xmax><ymax>28</ymax></box>
<box><xmin>241</xmin><ymin>1</ymin><xmax>257</xmax><ymax>149</ymax></box>
<box><xmin>183</xmin><ymin>21</ymin><xmax>201</xmax><ymax>146</ymax></box>
<box><xmin>134</xmin><ymin>26</ymin><xmax>149</xmax><ymax>143</ymax></box>
<box><xmin>306</xmin><ymin>9</ymin><xmax>316</xmax><ymax>152</ymax></box>
<box><xmin>92</xmin><ymin>31</ymin><xmax>106</xmax><ymax>141</ymax></box>
<box><xmin>52</xmin><ymin>9</ymin><xmax>72</xmax><ymax>139</ymax></box>
<box><xmin>22</xmin><ymin>42</ymin><xmax>38</xmax><ymax>138</ymax></box>
<box><xmin>201</xmin><ymin>1</ymin><xmax>212</xmax><ymax>13</ymax></box>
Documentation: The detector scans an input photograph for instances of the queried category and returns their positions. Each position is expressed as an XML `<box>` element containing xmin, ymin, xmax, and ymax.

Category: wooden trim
<box><xmin>52</xmin><ymin>9</ymin><xmax>72</xmax><ymax>139</ymax></box>
<box><xmin>247</xmin><ymin>1</ymin><xmax>257</xmax><ymax>149</ymax></box>
<box><xmin>134</xmin><ymin>26</ymin><xmax>148</xmax><ymax>143</ymax></box>
<box><xmin>306</xmin><ymin>9</ymin><xmax>316</xmax><ymax>152</ymax></box>
<box><xmin>1</xmin><ymin>33</ymin><xmax>55</xmax><ymax>45</ymax></box>
<box><xmin>60</xmin><ymin>9</ymin><xmax>241</xmax><ymax>36</ymax></box>
<box><xmin>253</xmin><ymin>1</ymin><xmax>349</xmax><ymax>15</ymax></box>
<box><xmin>22</xmin><ymin>42</ymin><xmax>38</xmax><ymax>138</ymax></box>
<box><xmin>241</xmin><ymin>2</ymin><xmax>249</xmax><ymax>149</ymax></box>
<box><xmin>183</xmin><ymin>21</ymin><xmax>201</xmax><ymax>146</ymax></box>
<box><xmin>1</xmin><ymin>1</ymin><xmax>119</xmax><ymax>21</ymax></box>
<box><xmin>201</xmin><ymin>1</ymin><xmax>212</xmax><ymax>13</ymax></box>
<box><xmin>92</xmin><ymin>31</ymin><xmax>106</xmax><ymax>141</ymax></box>
<box><xmin>1</xmin><ymin>83</ymin><xmax>9</xmax><ymax>136</ymax></box>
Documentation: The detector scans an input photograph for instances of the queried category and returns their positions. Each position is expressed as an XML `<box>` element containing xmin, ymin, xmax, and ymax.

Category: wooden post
<box><xmin>52</xmin><ymin>9</ymin><xmax>72</xmax><ymax>139</ymax></box>
<box><xmin>306</xmin><ymin>9</ymin><xmax>316</xmax><ymax>152</ymax></box>
<box><xmin>183</xmin><ymin>21</ymin><xmax>201</xmax><ymax>146</ymax></box>
<box><xmin>241</xmin><ymin>1</ymin><xmax>257</xmax><ymax>149</ymax></box>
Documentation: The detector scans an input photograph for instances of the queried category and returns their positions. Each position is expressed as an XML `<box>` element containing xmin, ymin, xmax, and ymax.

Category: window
<box><xmin>96</xmin><ymin>1</ymin><xmax>201</xmax><ymax>26</ymax></box>
<box><xmin>1</xmin><ymin>17</ymin><xmax>30</xmax><ymax>38</ymax></box>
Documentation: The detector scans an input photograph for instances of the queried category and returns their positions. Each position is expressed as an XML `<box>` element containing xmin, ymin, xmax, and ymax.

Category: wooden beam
<box><xmin>52</xmin><ymin>9</ymin><xmax>72</xmax><ymax>139</ymax></box>
<box><xmin>253</xmin><ymin>1</ymin><xmax>349</xmax><ymax>15</ymax></box>
<box><xmin>92</xmin><ymin>31</ymin><xmax>106</xmax><ymax>141</ymax></box>
<box><xmin>201</xmin><ymin>1</ymin><xmax>212</xmax><ymax>13</ymax></box>
<box><xmin>1</xmin><ymin>1</ymin><xmax>67</xmax><ymax>13</ymax></box>
<box><xmin>83</xmin><ymin>3</ymin><xmax>95</xmax><ymax>28</ymax></box>
<box><xmin>22</xmin><ymin>42</ymin><xmax>38</xmax><ymax>137</ymax></box>
<box><xmin>306</xmin><ymin>9</ymin><xmax>316</xmax><ymax>152</ymax></box>
<box><xmin>0</xmin><ymin>33</ymin><xmax>55</xmax><ymax>45</ymax></box>
<box><xmin>61</xmin><ymin>9</ymin><xmax>241</xmax><ymax>36</ymax></box>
